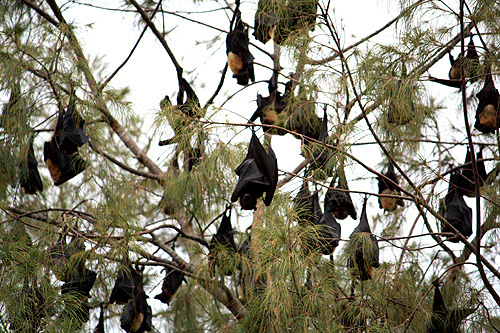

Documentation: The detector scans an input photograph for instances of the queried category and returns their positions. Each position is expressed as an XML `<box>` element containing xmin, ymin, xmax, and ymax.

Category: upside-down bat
<box><xmin>293</xmin><ymin>179</ymin><xmax>321</xmax><ymax>225</ymax></box>
<box><xmin>474</xmin><ymin>71</ymin><xmax>499</xmax><ymax>134</ymax></box>
<box><xmin>441</xmin><ymin>172</ymin><xmax>472</xmax><ymax>243</ymax></box>
<box><xmin>94</xmin><ymin>303</ymin><xmax>105</xmax><ymax>333</ymax></box>
<box><xmin>19</xmin><ymin>137</ymin><xmax>43</xmax><ymax>194</ymax></box>
<box><xmin>378</xmin><ymin>162</ymin><xmax>404</xmax><ymax>212</ymax></box>
<box><xmin>231</xmin><ymin>131</ymin><xmax>278</xmax><ymax>210</ymax></box>
<box><xmin>58</xmin><ymin>89</ymin><xmax>89</xmax><ymax>155</ymax></box>
<box><xmin>387</xmin><ymin>62</ymin><xmax>415</xmax><ymax>125</ymax></box>
<box><xmin>44</xmin><ymin>111</ymin><xmax>87</xmax><ymax>186</ymax></box>
<box><xmin>120</xmin><ymin>269</ymin><xmax>152</xmax><ymax>333</ymax></box>
<box><xmin>310</xmin><ymin>207</ymin><xmax>341</xmax><ymax>256</ymax></box>
<box><xmin>253</xmin><ymin>0</ymin><xmax>279</xmax><ymax>44</ymax></box>
<box><xmin>309</xmin><ymin>108</ymin><xmax>335</xmax><ymax>174</ymax></box>
<box><xmin>158</xmin><ymin>78</ymin><xmax>201</xmax><ymax>146</ymax></box>
<box><xmin>456</xmin><ymin>147</ymin><xmax>487</xmax><ymax>197</ymax></box>
<box><xmin>154</xmin><ymin>267</ymin><xmax>184</xmax><ymax>305</ymax></box>
<box><xmin>325</xmin><ymin>177</ymin><xmax>357</xmax><ymax>220</ymax></box>
<box><xmin>254</xmin><ymin>0</ymin><xmax>317</xmax><ymax>45</ymax></box>
<box><xmin>426</xmin><ymin>281</ymin><xmax>476</xmax><ymax>333</ymax></box>
<box><xmin>49</xmin><ymin>236</ymin><xmax>86</xmax><ymax>282</ymax></box>
<box><xmin>293</xmin><ymin>179</ymin><xmax>323</xmax><ymax>225</ymax></box>
<box><xmin>429</xmin><ymin>36</ymin><xmax>480</xmax><ymax>88</ymax></box>
<box><xmin>226</xmin><ymin>9</ymin><xmax>255</xmax><ymax>86</ymax></box>
<box><xmin>109</xmin><ymin>264</ymin><xmax>140</xmax><ymax>305</ymax></box>
<box><xmin>61</xmin><ymin>267</ymin><xmax>97</xmax><ymax>298</ymax></box>
<box><xmin>284</xmin><ymin>88</ymin><xmax>321</xmax><ymax>141</ymax></box>
<box><xmin>250</xmin><ymin>73</ymin><xmax>292</xmax><ymax>135</ymax></box>
<box><xmin>208</xmin><ymin>207</ymin><xmax>238</xmax><ymax>275</ymax></box>
<box><xmin>346</xmin><ymin>198</ymin><xmax>380</xmax><ymax>281</ymax></box>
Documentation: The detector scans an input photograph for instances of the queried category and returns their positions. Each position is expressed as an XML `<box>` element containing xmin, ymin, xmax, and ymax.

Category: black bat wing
<box><xmin>326</xmin><ymin>183</ymin><xmax>357</xmax><ymax>220</ymax></box>
<box><xmin>230</xmin><ymin>158</ymin><xmax>269</xmax><ymax>203</ymax></box>
<box><xmin>226</xmin><ymin>29</ymin><xmax>255</xmax><ymax>66</ymax></box>
<box><xmin>353</xmin><ymin>199</ymin><xmax>371</xmax><ymax>234</ymax></box>
<box><xmin>314</xmin><ymin>210</ymin><xmax>341</xmax><ymax>255</ymax></box>
<box><xmin>61</xmin><ymin>269</ymin><xmax>97</xmax><ymax>297</ymax></box>
<box><xmin>109</xmin><ymin>265</ymin><xmax>137</xmax><ymax>305</ymax></box>
<box><xmin>254</xmin><ymin>0</ymin><xmax>279</xmax><ymax>43</ymax></box>
<box><xmin>210</xmin><ymin>208</ymin><xmax>237</xmax><ymax>251</ymax></box>
<box><xmin>444</xmin><ymin>176</ymin><xmax>473</xmax><ymax>241</ymax></box>
<box><xmin>474</xmin><ymin>75</ymin><xmax>499</xmax><ymax>133</ymax></box>
<box><xmin>429</xmin><ymin>76</ymin><xmax>462</xmax><ymax>89</ymax></box>
<box><xmin>20</xmin><ymin>139</ymin><xmax>43</xmax><ymax>194</ymax></box>
<box><xmin>58</xmin><ymin>99</ymin><xmax>89</xmax><ymax>155</ymax></box>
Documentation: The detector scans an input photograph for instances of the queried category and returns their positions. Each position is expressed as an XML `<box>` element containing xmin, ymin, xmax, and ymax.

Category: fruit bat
<box><xmin>61</xmin><ymin>268</ymin><xmax>97</xmax><ymax>298</ymax></box>
<box><xmin>158</xmin><ymin>78</ymin><xmax>201</xmax><ymax>146</ymax></box>
<box><xmin>49</xmin><ymin>236</ymin><xmax>85</xmax><ymax>282</ymax></box>
<box><xmin>429</xmin><ymin>36</ymin><xmax>480</xmax><ymax>88</ymax></box>
<box><xmin>310</xmin><ymin>208</ymin><xmax>341</xmax><ymax>256</ymax></box>
<box><xmin>58</xmin><ymin>89</ymin><xmax>89</xmax><ymax>155</ymax></box>
<box><xmin>297</xmin><ymin>184</ymin><xmax>322</xmax><ymax>226</ymax></box>
<box><xmin>208</xmin><ymin>207</ymin><xmax>238</xmax><ymax>275</ymax></box>
<box><xmin>94</xmin><ymin>303</ymin><xmax>105</xmax><ymax>333</ymax></box>
<box><xmin>378</xmin><ymin>162</ymin><xmax>404</xmax><ymax>212</ymax></box>
<box><xmin>109</xmin><ymin>264</ymin><xmax>140</xmax><ymax>305</ymax></box>
<box><xmin>293</xmin><ymin>179</ymin><xmax>321</xmax><ymax>225</ymax></box>
<box><xmin>474</xmin><ymin>71</ymin><xmax>499</xmax><ymax>134</ymax></box>
<box><xmin>44</xmin><ymin>113</ymin><xmax>87</xmax><ymax>186</ymax></box>
<box><xmin>325</xmin><ymin>177</ymin><xmax>357</xmax><ymax>220</ymax></box>
<box><xmin>231</xmin><ymin>131</ymin><xmax>278</xmax><ymax>210</ymax></box>
<box><xmin>456</xmin><ymin>147</ymin><xmax>487</xmax><ymax>197</ymax></box>
<box><xmin>387</xmin><ymin>62</ymin><xmax>415</xmax><ymax>125</ymax></box>
<box><xmin>19</xmin><ymin>137</ymin><xmax>43</xmax><ymax>194</ymax></box>
<box><xmin>426</xmin><ymin>282</ymin><xmax>476</xmax><ymax>333</ymax></box>
<box><xmin>250</xmin><ymin>74</ymin><xmax>291</xmax><ymax>135</ymax></box>
<box><xmin>284</xmin><ymin>88</ymin><xmax>321</xmax><ymax>141</ymax></box>
<box><xmin>120</xmin><ymin>270</ymin><xmax>152</xmax><ymax>333</ymax></box>
<box><xmin>253</xmin><ymin>0</ymin><xmax>279</xmax><ymax>44</ymax></box>
<box><xmin>441</xmin><ymin>172</ymin><xmax>472</xmax><ymax>242</ymax></box>
<box><xmin>154</xmin><ymin>267</ymin><xmax>184</xmax><ymax>305</ymax></box>
<box><xmin>226</xmin><ymin>9</ymin><xmax>255</xmax><ymax>86</ymax></box>
<box><xmin>309</xmin><ymin>108</ymin><xmax>335</xmax><ymax>173</ymax></box>
<box><xmin>347</xmin><ymin>198</ymin><xmax>380</xmax><ymax>281</ymax></box>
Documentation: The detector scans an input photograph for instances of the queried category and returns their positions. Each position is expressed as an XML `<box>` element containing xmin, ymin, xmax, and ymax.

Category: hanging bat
<box><xmin>441</xmin><ymin>172</ymin><xmax>472</xmax><ymax>243</ymax></box>
<box><xmin>154</xmin><ymin>267</ymin><xmax>184</xmax><ymax>305</ymax></box>
<box><xmin>109</xmin><ymin>264</ymin><xmax>140</xmax><ymax>305</ymax></box>
<box><xmin>387</xmin><ymin>62</ymin><xmax>415</xmax><ymax>125</ymax></box>
<box><xmin>427</xmin><ymin>281</ymin><xmax>476</xmax><ymax>333</ymax></box>
<box><xmin>325</xmin><ymin>177</ymin><xmax>357</xmax><ymax>220</ymax></box>
<box><xmin>254</xmin><ymin>0</ymin><xmax>279</xmax><ymax>44</ymax></box>
<box><xmin>310</xmin><ymin>209</ymin><xmax>341</xmax><ymax>256</ymax></box>
<box><xmin>58</xmin><ymin>88</ymin><xmax>89</xmax><ymax>155</ymax></box>
<box><xmin>293</xmin><ymin>179</ymin><xmax>321</xmax><ymax>225</ymax></box>
<box><xmin>226</xmin><ymin>9</ymin><xmax>255</xmax><ymax>86</ymax></box>
<box><xmin>19</xmin><ymin>137</ymin><xmax>43</xmax><ymax>194</ymax></box>
<box><xmin>44</xmin><ymin>112</ymin><xmax>87</xmax><ymax>186</ymax></box>
<box><xmin>284</xmin><ymin>88</ymin><xmax>321</xmax><ymax>141</ymax></box>
<box><xmin>231</xmin><ymin>131</ymin><xmax>278</xmax><ymax>210</ymax></box>
<box><xmin>158</xmin><ymin>78</ymin><xmax>201</xmax><ymax>146</ymax></box>
<box><xmin>456</xmin><ymin>147</ymin><xmax>487</xmax><ymax>197</ymax></box>
<box><xmin>429</xmin><ymin>36</ymin><xmax>480</xmax><ymax>88</ymax></box>
<box><xmin>474</xmin><ymin>71</ymin><xmax>499</xmax><ymax>134</ymax></box>
<box><xmin>120</xmin><ymin>269</ymin><xmax>152</xmax><ymax>333</ymax></box>
<box><xmin>61</xmin><ymin>268</ymin><xmax>97</xmax><ymax>299</ymax></box>
<box><xmin>208</xmin><ymin>207</ymin><xmax>238</xmax><ymax>275</ymax></box>
<box><xmin>250</xmin><ymin>73</ymin><xmax>291</xmax><ymax>135</ymax></box>
<box><xmin>347</xmin><ymin>198</ymin><xmax>380</xmax><ymax>281</ymax></box>
<box><xmin>309</xmin><ymin>108</ymin><xmax>335</xmax><ymax>174</ymax></box>
<box><xmin>94</xmin><ymin>303</ymin><xmax>105</xmax><ymax>333</ymax></box>
<box><xmin>49</xmin><ymin>236</ymin><xmax>86</xmax><ymax>282</ymax></box>
<box><xmin>378</xmin><ymin>162</ymin><xmax>404</xmax><ymax>212</ymax></box>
